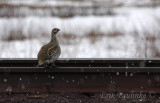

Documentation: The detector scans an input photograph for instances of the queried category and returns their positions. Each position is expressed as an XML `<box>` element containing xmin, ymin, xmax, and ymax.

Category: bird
<box><xmin>37</xmin><ymin>28</ymin><xmax>61</xmax><ymax>67</ymax></box>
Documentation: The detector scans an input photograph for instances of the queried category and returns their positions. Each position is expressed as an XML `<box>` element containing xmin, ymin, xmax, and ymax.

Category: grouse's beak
<box><xmin>58</xmin><ymin>29</ymin><xmax>60</xmax><ymax>31</ymax></box>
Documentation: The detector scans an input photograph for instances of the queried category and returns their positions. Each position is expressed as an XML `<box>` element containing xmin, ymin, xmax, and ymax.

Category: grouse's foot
<box><xmin>49</xmin><ymin>63</ymin><xmax>56</xmax><ymax>68</ymax></box>
<box><xmin>52</xmin><ymin>63</ymin><xmax>56</xmax><ymax>67</ymax></box>
<box><xmin>44</xmin><ymin>63</ymin><xmax>56</xmax><ymax>69</ymax></box>
<box><xmin>44</xmin><ymin>64</ymin><xmax>49</xmax><ymax>68</ymax></box>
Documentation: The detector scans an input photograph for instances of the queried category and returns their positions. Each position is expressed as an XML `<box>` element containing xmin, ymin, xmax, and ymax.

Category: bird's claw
<box><xmin>43</xmin><ymin>63</ymin><xmax>56</xmax><ymax>69</ymax></box>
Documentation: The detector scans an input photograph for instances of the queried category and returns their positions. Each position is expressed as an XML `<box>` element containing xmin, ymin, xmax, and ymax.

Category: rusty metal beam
<box><xmin>0</xmin><ymin>58</ymin><xmax>160</xmax><ymax>94</ymax></box>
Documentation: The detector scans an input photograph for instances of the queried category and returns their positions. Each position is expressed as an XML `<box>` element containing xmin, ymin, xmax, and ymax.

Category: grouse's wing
<box><xmin>37</xmin><ymin>43</ymin><xmax>50</xmax><ymax>65</ymax></box>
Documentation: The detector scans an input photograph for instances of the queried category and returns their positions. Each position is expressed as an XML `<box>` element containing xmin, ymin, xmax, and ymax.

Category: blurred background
<box><xmin>0</xmin><ymin>0</ymin><xmax>160</xmax><ymax>58</ymax></box>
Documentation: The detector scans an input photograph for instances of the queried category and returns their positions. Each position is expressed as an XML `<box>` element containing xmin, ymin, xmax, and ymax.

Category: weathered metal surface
<box><xmin>0</xmin><ymin>58</ymin><xmax>160</xmax><ymax>67</ymax></box>
<box><xmin>0</xmin><ymin>58</ymin><xmax>160</xmax><ymax>94</ymax></box>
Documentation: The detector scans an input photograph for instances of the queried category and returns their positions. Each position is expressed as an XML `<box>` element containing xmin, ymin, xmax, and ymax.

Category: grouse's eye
<box><xmin>54</xmin><ymin>30</ymin><xmax>57</xmax><ymax>33</ymax></box>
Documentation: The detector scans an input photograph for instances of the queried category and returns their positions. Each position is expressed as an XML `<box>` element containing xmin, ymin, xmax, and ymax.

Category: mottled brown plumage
<box><xmin>37</xmin><ymin>28</ymin><xmax>61</xmax><ymax>67</ymax></box>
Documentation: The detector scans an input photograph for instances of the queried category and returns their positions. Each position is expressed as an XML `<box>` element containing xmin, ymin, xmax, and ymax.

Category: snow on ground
<box><xmin>0</xmin><ymin>7</ymin><xmax>160</xmax><ymax>40</ymax></box>
<box><xmin>1</xmin><ymin>0</ymin><xmax>159</xmax><ymax>17</ymax></box>
<box><xmin>1</xmin><ymin>0</ymin><xmax>156</xmax><ymax>7</ymax></box>
<box><xmin>0</xmin><ymin>35</ymin><xmax>138</xmax><ymax>58</ymax></box>
<box><xmin>0</xmin><ymin>1</ymin><xmax>160</xmax><ymax>58</ymax></box>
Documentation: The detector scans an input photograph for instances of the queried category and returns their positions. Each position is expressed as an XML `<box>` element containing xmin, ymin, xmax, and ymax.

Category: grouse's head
<box><xmin>52</xmin><ymin>28</ymin><xmax>60</xmax><ymax>35</ymax></box>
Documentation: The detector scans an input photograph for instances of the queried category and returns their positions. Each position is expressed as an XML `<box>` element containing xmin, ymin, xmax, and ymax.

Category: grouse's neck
<box><xmin>51</xmin><ymin>35</ymin><xmax>58</xmax><ymax>42</ymax></box>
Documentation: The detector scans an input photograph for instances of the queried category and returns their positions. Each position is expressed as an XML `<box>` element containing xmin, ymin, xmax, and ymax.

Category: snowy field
<box><xmin>0</xmin><ymin>0</ymin><xmax>160</xmax><ymax>58</ymax></box>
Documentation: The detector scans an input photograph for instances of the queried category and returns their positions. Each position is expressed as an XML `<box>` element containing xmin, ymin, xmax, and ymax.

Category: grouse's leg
<box><xmin>52</xmin><ymin>62</ymin><xmax>56</xmax><ymax>67</ymax></box>
<box><xmin>46</xmin><ymin>62</ymin><xmax>56</xmax><ymax>69</ymax></box>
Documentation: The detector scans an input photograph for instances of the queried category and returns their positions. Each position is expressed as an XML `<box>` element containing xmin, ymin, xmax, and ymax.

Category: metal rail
<box><xmin>0</xmin><ymin>58</ymin><xmax>160</xmax><ymax>94</ymax></box>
